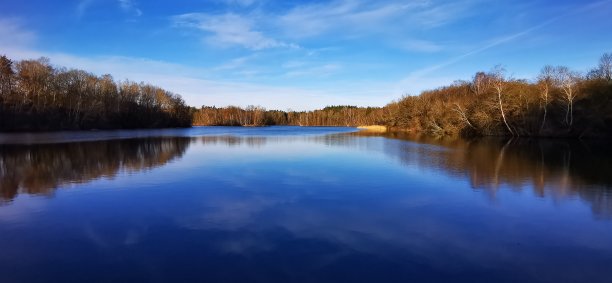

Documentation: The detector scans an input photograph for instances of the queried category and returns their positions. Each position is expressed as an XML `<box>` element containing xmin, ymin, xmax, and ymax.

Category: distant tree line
<box><xmin>192</xmin><ymin>105</ymin><xmax>386</xmax><ymax>127</ymax></box>
<box><xmin>3</xmin><ymin>53</ymin><xmax>612</xmax><ymax>137</ymax></box>
<box><xmin>385</xmin><ymin>53</ymin><xmax>612</xmax><ymax>137</ymax></box>
<box><xmin>0</xmin><ymin>56</ymin><xmax>191</xmax><ymax>131</ymax></box>
<box><xmin>193</xmin><ymin>53</ymin><xmax>612</xmax><ymax>137</ymax></box>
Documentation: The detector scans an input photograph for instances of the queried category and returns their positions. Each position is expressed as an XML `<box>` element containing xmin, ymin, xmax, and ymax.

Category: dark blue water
<box><xmin>0</xmin><ymin>127</ymin><xmax>611</xmax><ymax>283</ymax></box>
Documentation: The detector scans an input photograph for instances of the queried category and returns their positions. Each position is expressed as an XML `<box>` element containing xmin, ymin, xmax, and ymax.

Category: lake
<box><xmin>1</xmin><ymin>126</ymin><xmax>611</xmax><ymax>283</ymax></box>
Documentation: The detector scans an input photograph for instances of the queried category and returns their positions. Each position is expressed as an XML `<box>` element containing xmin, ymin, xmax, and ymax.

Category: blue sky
<box><xmin>1</xmin><ymin>0</ymin><xmax>611</xmax><ymax>110</ymax></box>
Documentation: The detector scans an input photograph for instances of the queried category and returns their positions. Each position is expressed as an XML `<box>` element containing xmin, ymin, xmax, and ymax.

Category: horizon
<box><xmin>1</xmin><ymin>0</ymin><xmax>611</xmax><ymax>111</ymax></box>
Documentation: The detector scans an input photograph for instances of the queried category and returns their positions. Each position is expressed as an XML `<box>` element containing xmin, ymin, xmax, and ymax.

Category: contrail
<box><xmin>403</xmin><ymin>0</ymin><xmax>612</xmax><ymax>79</ymax></box>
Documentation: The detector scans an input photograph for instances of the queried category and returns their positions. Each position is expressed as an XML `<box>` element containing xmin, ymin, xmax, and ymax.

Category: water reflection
<box><xmin>1</xmin><ymin>128</ymin><xmax>611</xmax><ymax>282</ymax></box>
<box><xmin>329</xmin><ymin>132</ymin><xmax>612</xmax><ymax>218</ymax></box>
<box><xmin>199</xmin><ymin>136</ymin><xmax>268</xmax><ymax>148</ymax></box>
<box><xmin>2</xmin><ymin>131</ymin><xmax>611</xmax><ymax>218</ymax></box>
<box><xmin>0</xmin><ymin>138</ymin><xmax>190</xmax><ymax>201</ymax></box>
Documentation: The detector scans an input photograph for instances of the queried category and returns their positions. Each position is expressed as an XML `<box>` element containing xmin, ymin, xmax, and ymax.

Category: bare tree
<box><xmin>598</xmin><ymin>53</ymin><xmax>612</xmax><ymax>81</ymax></box>
<box><xmin>254</xmin><ymin>106</ymin><xmax>266</xmax><ymax>126</ymax></box>
<box><xmin>453</xmin><ymin>103</ymin><xmax>476</xmax><ymax>129</ymax></box>
<box><xmin>0</xmin><ymin>55</ymin><xmax>14</xmax><ymax>104</ymax></box>
<box><xmin>489</xmin><ymin>65</ymin><xmax>514</xmax><ymax>135</ymax></box>
<box><xmin>553</xmin><ymin>66</ymin><xmax>580</xmax><ymax>127</ymax></box>
<box><xmin>1</xmin><ymin>55</ymin><xmax>192</xmax><ymax>130</ymax></box>
<box><xmin>470</xmin><ymin>71</ymin><xmax>490</xmax><ymax>96</ymax></box>
<box><xmin>15</xmin><ymin>57</ymin><xmax>53</xmax><ymax>111</ymax></box>
<box><xmin>537</xmin><ymin>65</ymin><xmax>555</xmax><ymax>132</ymax></box>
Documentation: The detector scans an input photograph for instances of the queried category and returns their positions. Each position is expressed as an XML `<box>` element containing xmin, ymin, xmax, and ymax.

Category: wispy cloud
<box><xmin>214</xmin><ymin>55</ymin><xmax>258</xmax><ymax>71</ymax></box>
<box><xmin>400</xmin><ymin>39</ymin><xmax>444</xmax><ymax>53</ymax></box>
<box><xmin>7</xmin><ymin>0</ymin><xmax>610</xmax><ymax>110</ymax></box>
<box><xmin>409</xmin><ymin>0</ymin><xmax>475</xmax><ymax>28</ymax></box>
<box><xmin>118</xmin><ymin>0</ymin><xmax>142</xmax><ymax>17</ymax></box>
<box><xmin>173</xmin><ymin>13</ymin><xmax>298</xmax><ymax>50</ymax></box>
<box><xmin>2</xmin><ymin>40</ymin><xmax>387</xmax><ymax>110</ymax></box>
<box><xmin>77</xmin><ymin>0</ymin><xmax>142</xmax><ymax>18</ymax></box>
<box><xmin>118</xmin><ymin>0</ymin><xmax>132</xmax><ymax>10</ymax></box>
<box><xmin>76</xmin><ymin>0</ymin><xmax>95</xmax><ymax>19</ymax></box>
<box><xmin>171</xmin><ymin>0</ymin><xmax>476</xmax><ymax>53</ymax></box>
<box><xmin>395</xmin><ymin>0</ymin><xmax>612</xmax><ymax>96</ymax></box>
<box><xmin>395</xmin><ymin>25</ymin><xmax>554</xmax><ymax>95</ymax></box>
<box><xmin>221</xmin><ymin>0</ymin><xmax>258</xmax><ymax>7</ymax></box>
<box><xmin>278</xmin><ymin>0</ymin><xmax>413</xmax><ymax>38</ymax></box>
<box><xmin>0</xmin><ymin>18</ymin><xmax>36</xmax><ymax>50</ymax></box>
<box><xmin>277</xmin><ymin>0</ymin><xmax>472</xmax><ymax>39</ymax></box>
<box><xmin>284</xmin><ymin>63</ymin><xmax>342</xmax><ymax>78</ymax></box>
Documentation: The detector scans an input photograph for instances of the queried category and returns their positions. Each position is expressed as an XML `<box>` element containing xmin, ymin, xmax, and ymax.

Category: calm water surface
<box><xmin>0</xmin><ymin>126</ymin><xmax>611</xmax><ymax>283</ymax></box>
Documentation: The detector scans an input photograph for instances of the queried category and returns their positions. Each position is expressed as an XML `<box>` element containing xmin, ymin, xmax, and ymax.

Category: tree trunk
<box><xmin>498</xmin><ymin>89</ymin><xmax>513</xmax><ymax>136</ymax></box>
<box><xmin>540</xmin><ymin>89</ymin><xmax>548</xmax><ymax>133</ymax></box>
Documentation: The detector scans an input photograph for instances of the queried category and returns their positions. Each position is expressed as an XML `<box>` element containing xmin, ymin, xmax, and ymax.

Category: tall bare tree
<box><xmin>470</xmin><ymin>71</ymin><xmax>490</xmax><ymax>96</ymax></box>
<box><xmin>537</xmin><ymin>65</ymin><xmax>555</xmax><ymax>132</ymax></box>
<box><xmin>0</xmin><ymin>55</ymin><xmax>14</xmax><ymax>104</ymax></box>
<box><xmin>598</xmin><ymin>53</ymin><xmax>612</xmax><ymax>81</ymax></box>
<box><xmin>553</xmin><ymin>66</ymin><xmax>580</xmax><ymax>127</ymax></box>
<box><xmin>15</xmin><ymin>57</ymin><xmax>53</xmax><ymax>111</ymax></box>
<box><xmin>489</xmin><ymin>65</ymin><xmax>514</xmax><ymax>135</ymax></box>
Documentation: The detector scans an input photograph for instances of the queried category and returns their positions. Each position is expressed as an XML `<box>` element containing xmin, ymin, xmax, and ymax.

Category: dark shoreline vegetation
<box><xmin>2</xmin><ymin>53</ymin><xmax>612</xmax><ymax>137</ymax></box>
<box><xmin>194</xmin><ymin>53</ymin><xmax>612</xmax><ymax>138</ymax></box>
<box><xmin>0</xmin><ymin>56</ymin><xmax>191</xmax><ymax>131</ymax></box>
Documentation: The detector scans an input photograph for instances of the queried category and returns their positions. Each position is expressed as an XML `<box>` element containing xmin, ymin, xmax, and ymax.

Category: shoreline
<box><xmin>357</xmin><ymin>125</ymin><xmax>388</xmax><ymax>132</ymax></box>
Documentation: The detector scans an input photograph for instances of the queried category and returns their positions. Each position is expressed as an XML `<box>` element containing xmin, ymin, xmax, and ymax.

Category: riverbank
<box><xmin>357</xmin><ymin>125</ymin><xmax>387</xmax><ymax>132</ymax></box>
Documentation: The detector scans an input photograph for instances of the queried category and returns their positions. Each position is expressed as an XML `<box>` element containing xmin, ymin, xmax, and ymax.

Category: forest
<box><xmin>2</xmin><ymin>53</ymin><xmax>611</xmax><ymax>137</ymax></box>
<box><xmin>193</xmin><ymin>53</ymin><xmax>612</xmax><ymax>137</ymax></box>
<box><xmin>0</xmin><ymin>56</ymin><xmax>191</xmax><ymax>131</ymax></box>
<box><xmin>192</xmin><ymin>105</ymin><xmax>386</xmax><ymax>127</ymax></box>
<box><xmin>384</xmin><ymin>54</ymin><xmax>612</xmax><ymax>137</ymax></box>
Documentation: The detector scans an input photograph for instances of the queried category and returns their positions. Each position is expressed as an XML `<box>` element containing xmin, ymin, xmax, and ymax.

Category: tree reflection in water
<box><xmin>0</xmin><ymin>138</ymin><xmax>190</xmax><ymax>201</ymax></box>
<box><xmin>2</xmin><ymin>128</ymin><xmax>611</xmax><ymax>283</ymax></box>
<box><xmin>1</xmin><ymin>132</ymin><xmax>610</xmax><ymax>218</ymax></box>
<box><xmin>323</xmin><ymin>132</ymin><xmax>612</xmax><ymax>218</ymax></box>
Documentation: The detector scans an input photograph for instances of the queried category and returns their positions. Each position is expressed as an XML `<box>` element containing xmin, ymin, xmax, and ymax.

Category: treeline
<box><xmin>0</xmin><ymin>56</ymin><xmax>191</xmax><ymax>131</ymax></box>
<box><xmin>385</xmin><ymin>53</ymin><xmax>612</xmax><ymax>137</ymax></box>
<box><xmin>192</xmin><ymin>105</ymin><xmax>386</xmax><ymax>126</ymax></box>
<box><xmin>193</xmin><ymin>53</ymin><xmax>612</xmax><ymax>137</ymax></box>
<box><xmin>3</xmin><ymin>53</ymin><xmax>612</xmax><ymax>137</ymax></box>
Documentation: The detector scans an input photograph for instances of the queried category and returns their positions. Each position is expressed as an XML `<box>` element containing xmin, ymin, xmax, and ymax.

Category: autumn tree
<box><xmin>537</xmin><ymin>65</ymin><xmax>555</xmax><ymax>132</ymax></box>
<box><xmin>0</xmin><ymin>55</ymin><xmax>14</xmax><ymax>104</ymax></box>
<box><xmin>0</xmin><ymin>55</ymin><xmax>191</xmax><ymax>131</ymax></box>
<box><xmin>489</xmin><ymin>65</ymin><xmax>514</xmax><ymax>135</ymax></box>
<box><xmin>551</xmin><ymin>66</ymin><xmax>581</xmax><ymax>127</ymax></box>
<box><xmin>470</xmin><ymin>71</ymin><xmax>491</xmax><ymax>96</ymax></box>
<box><xmin>595</xmin><ymin>53</ymin><xmax>612</xmax><ymax>81</ymax></box>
